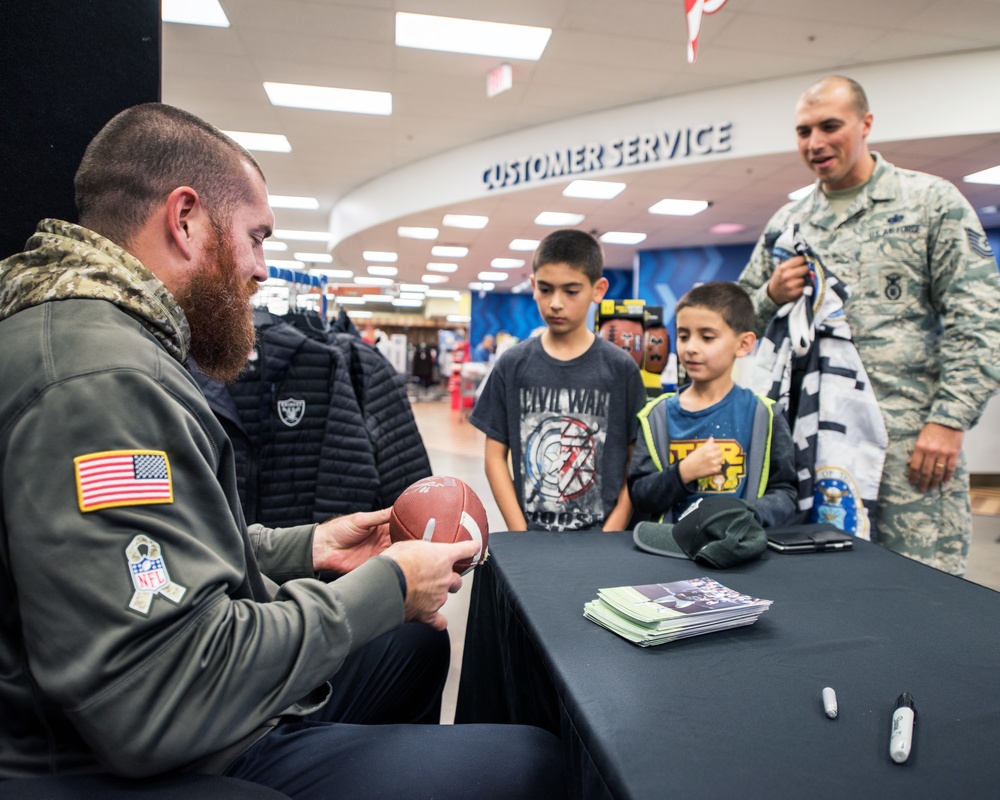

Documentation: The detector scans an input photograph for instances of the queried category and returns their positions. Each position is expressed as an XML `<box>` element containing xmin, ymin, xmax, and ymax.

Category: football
<box><xmin>599</xmin><ymin>318</ymin><xmax>645</xmax><ymax>367</ymax></box>
<box><xmin>643</xmin><ymin>326</ymin><xmax>670</xmax><ymax>374</ymax></box>
<box><xmin>389</xmin><ymin>475</ymin><xmax>489</xmax><ymax>574</ymax></box>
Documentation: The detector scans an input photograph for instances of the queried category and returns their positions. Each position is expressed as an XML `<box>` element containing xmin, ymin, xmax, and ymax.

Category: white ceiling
<box><xmin>162</xmin><ymin>0</ymin><xmax>1000</xmax><ymax>292</ymax></box>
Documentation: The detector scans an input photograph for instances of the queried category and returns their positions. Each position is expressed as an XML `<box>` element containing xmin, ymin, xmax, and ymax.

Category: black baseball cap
<box><xmin>633</xmin><ymin>496</ymin><xmax>767</xmax><ymax>568</ymax></box>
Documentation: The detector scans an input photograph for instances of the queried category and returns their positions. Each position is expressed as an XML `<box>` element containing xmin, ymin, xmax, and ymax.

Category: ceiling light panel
<box><xmin>964</xmin><ymin>165</ymin><xmax>1000</xmax><ymax>184</ymax></box>
<box><xmin>600</xmin><ymin>232</ymin><xmax>646</xmax><ymax>245</ymax></box>
<box><xmin>367</xmin><ymin>265</ymin><xmax>398</xmax><ymax>276</ymax></box>
<box><xmin>274</xmin><ymin>229</ymin><xmax>330</xmax><ymax>242</ymax></box>
<box><xmin>162</xmin><ymin>0</ymin><xmax>230</xmax><ymax>27</ymax></box>
<box><xmin>563</xmin><ymin>180</ymin><xmax>626</xmax><ymax>199</ymax></box>
<box><xmin>312</xmin><ymin>269</ymin><xmax>354</xmax><ymax>279</ymax></box>
<box><xmin>395</xmin><ymin>12</ymin><xmax>552</xmax><ymax>60</ymax></box>
<box><xmin>222</xmin><ymin>131</ymin><xmax>291</xmax><ymax>153</ymax></box>
<box><xmin>265</xmin><ymin>259</ymin><xmax>305</xmax><ymax>270</ymax></box>
<box><xmin>398</xmin><ymin>226</ymin><xmax>439</xmax><ymax>240</ymax></box>
<box><xmin>478</xmin><ymin>271</ymin><xmax>509</xmax><ymax>281</ymax></box>
<box><xmin>509</xmin><ymin>239</ymin><xmax>540</xmax><ymax>251</ymax></box>
<box><xmin>355</xmin><ymin>277</ymin><xmax>394</xmax><ymax>286</ymax></box>
<box><xmin>421</xmin><ymin>274</ymin><xmax>449</xmax><ymax>284</ymax></box>
<box><xmin>399</xmin><ymin>283</ymin><xmax>428</xmax><ymax>293</ymax></box>
<box><xmin>363</xmin><ymin>251</ymin><xmax>398</xmax><ymax>262</ymax></box>
<box><xmin>269</xmin><ymin>195</ymin><xmax>319</xmax><ymax>210</ymax></box>
<box><xmin>443</xmin><ymin>214</ymin><xmax>489</xmax><ymax>229</ymax></box>
<box><xmin>431</xmin><ymin>245</ymin><xmax>469</xmax><ymax>257</ymax></box>
<box><xmin>535</xmin><ymin>211</ymin><xmax>585</xmax><ymax>226</ymax></box>
<box><xmin>491</xmin><ymin>258</ymin><xmax>525</xmax><ymax>268</ymax></box>
<box><xmin>264</xmin><ymin>82</ymin><xmax>392</xmax><ymax>116</ymax></box>
<box><xmin>294</xmin><ymin>252</ymin><xmax>333</xmax><ymax>263</ymax></box>
<box><xmin>426</xmin><ymin>263</ymin><xmax>458</xmax><ymax>273</ymax></box>
<box><xmin>263</xmin><ymin>241</ymin><xmax>288</xmax><ymax>252</ymax></box>
<box><xmin>648</xmin><ymin>199</ymin><xmax>709</xmax><ymax>216</ymax></box>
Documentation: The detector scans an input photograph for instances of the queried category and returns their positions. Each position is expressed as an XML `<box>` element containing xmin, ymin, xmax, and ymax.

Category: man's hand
<box><xmin>679</xmin><ymin>437</ymin><xmax>725</xmax><ymax>487</ymax></box>
<box><xmin>767</xmin><ymin>255</ymin><xmax>811</xmax><ymax>305</ymax></box>
<box><xmin>382</xmin><ymin>539</ymin><xmax>481</xmax><ymax>631</ymax></box>
<box><xmin>907</xmin><ymin>422</ymin><xmax>964</xmax><ymax>492</ymax></box>
<box><xmin>312</xmin><ymin>508</ymin><xmax>391</xmax><ymax>574</ymax></box>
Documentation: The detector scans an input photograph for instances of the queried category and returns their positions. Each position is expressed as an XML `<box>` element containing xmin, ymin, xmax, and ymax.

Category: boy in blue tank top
<box><xmin>628</xmin><ymin>282</ymin><xmax>798</xmax><ymax>525</ymax></box>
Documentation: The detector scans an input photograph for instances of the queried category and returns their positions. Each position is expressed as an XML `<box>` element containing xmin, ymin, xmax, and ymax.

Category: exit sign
<box><xmin>487</xmin><ymin>63</ymin><xmax>512</xmax><ymax>97</ymax></box>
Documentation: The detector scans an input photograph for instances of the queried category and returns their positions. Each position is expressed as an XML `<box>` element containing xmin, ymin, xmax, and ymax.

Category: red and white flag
<box><xmin>685</xmin><ymin>0</ymin><xmax>729</xmax><ymax>64</ymax></box>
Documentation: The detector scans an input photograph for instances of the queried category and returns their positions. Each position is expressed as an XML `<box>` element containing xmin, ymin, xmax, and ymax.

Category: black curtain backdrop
<box><xmin>1</xmin><ymin>0</ymin><xmax>160</xmax><ymax>259</ymax></box>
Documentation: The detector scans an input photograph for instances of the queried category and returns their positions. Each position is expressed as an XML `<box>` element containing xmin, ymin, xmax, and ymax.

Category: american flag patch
<box><xmin>74</xmin><ymin>450</ymin><xmax>173</xmax><ymax>512</ymax></box>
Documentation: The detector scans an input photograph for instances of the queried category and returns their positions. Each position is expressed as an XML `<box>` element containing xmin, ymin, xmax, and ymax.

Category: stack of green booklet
<box><xmin>584</xmin><ymin>577</ymin><xmax>773</xmax><ymax>647</ymax></box>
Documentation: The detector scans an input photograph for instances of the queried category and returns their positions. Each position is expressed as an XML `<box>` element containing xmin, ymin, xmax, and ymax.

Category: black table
<box><xmin>455</xmin><ymin>531</ymin><xmax>1000</xmax><ymax>799</ymax></box>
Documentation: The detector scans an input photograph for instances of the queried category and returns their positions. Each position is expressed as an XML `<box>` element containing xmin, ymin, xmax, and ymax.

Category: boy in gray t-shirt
<box><xmin>470</xmin><ymin>230</ymin><xmax>646</xmax><ymax>531</ymax></box>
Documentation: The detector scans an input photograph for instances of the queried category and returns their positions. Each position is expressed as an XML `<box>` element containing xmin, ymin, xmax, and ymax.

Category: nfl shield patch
<box><xmin>125</xmin><ymin>534</ymin><xmax>187</xmax><ymax>615</ymax></box>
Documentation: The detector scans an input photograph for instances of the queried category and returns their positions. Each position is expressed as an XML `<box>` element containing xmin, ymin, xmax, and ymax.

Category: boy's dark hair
<box><xmin>675</xmin><ymin>282</ymin><xmax>755</xmax><ymax>334</ymax></box>
<box><xmin>532</xmin><ymin>229</ymin><xmax>604</xmax><ymax>283</ymax></box>
<box><xmin>75</xmin><ymin>102</ymin><xmax>264</xmax><ymax>248</ymax></box>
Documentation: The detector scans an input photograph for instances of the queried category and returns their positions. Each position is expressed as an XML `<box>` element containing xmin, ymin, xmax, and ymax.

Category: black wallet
<box><xmin>766</xmin><ymin>523</ymin><xmax>854</xmax><ymax>553</ymax></box>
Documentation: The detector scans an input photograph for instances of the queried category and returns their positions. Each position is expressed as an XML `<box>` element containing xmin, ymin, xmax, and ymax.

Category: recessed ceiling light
<box><xmin>335</xmin><ymin>296</ymin><xmax>365</xmax><ymax>305</ymax></box>
<box><xmin>355</xmin><ymin>277</ymin><xmax>394</xmax><ymax>286</ymax></box>
<box><xmin>398</xmin><ymin>226</ymin><xmax>439</xmax><ymax>240</ymax></box>
<box><xmin>274</xmin><ymin>229</ymin><xmax>330</xmax><ymax>242</ymax></box>
<box><xmin>368</xmin><ymin>266</ymin><xmax>398</xmax><ymax>276</ymax></box>
<box><xmin>266</xmin><ymin>259</ymin><xmax>305</xmax><ymax>270</ymax></box>
<box><xmin>491</xmin><ymin>258</ymin><xmax>525</xmax><ymax>268</ymax></box>
<box><xmin>443</xmin><ymin>214</ymin><xmax>489</xmax><ymax>229</ymax></box>
<box><xmin>535</xmin><ymin>211</ymin><xmax>585</xmax><ymax>226</ymax></box>
<box><xmin>431</xmin><ymin>245</ymin><xmax>469</xmax><ymax>257</ymax></box>
<box><xmin>979</xmin><ymin>204</ymin><xmax>999</xmax><ymax>215</ymax></box>
<box><xmin>600</xmin><ymin>232</ymin><xmax>646</xmax><ymax>245</ymax></box>
<box><xmin>395</xmin><ymin>12</ymin><xmax>551</xmax><ymax>60</ymax></box>
<box><xmin>563</xmin><ymin>180</ymin><xmax>626</xmax><ymax>199</ymax></box>
<box><xmin>399</xmin><ymin>292</ymin><xmax>426</xmax><ymax>300</ymax></box>
<box><xmin>649</xmin><ymin>199</ymin><xmax>709</xmax><ymax>216</ymax></box>
<box><xmin>422</xmin><ymin>274</ymin><xmax>450</xmax><ymax>284</ymax></box>
<box><xmin>478</xmin><ymin>271</ymin><xmax>508</xmax><ymax>281</ymax></box>
<box><xmin>392</xmin><ymin>298</ymin><xmax>424</xmax><ymax>308</ymax></box>
<box><xmin>429</xmin><ymin>290</ymin><xmax>462</xmax><ymax>299</ymax></box>
<box><xmin>709</xmin><ymin>223</ymin><xmax>747</xmax><ymax>235</ymax></box>
<box><xmin>427</xmin><ymin>263</ymin><xmax>458</xmax><ymax>273</ymax></box>
<box><xmin>363</xmin><ymin>251</ymin><xmax>398</xmax><ymax>262</ymax></box>
<box><xmin>469</xmin><ymin>282</ymin><xmax>496</xmax><ymax>291</ymax></box>
<box><xmin>964</xmin><ymin>165</ymin><xmax>1000</xmax><ymax>184</ymax></box>
<box><xmin>510</xmin><ymin>239</ymin><xmax>540</xmax><ymax>251</ymax></box>
<box><xmin>264</xmin><ymin>82</ymin><xmax>392</xmax><ymax>116</ymax></box>
<box><xmin>311</xmin><ymin>269</ymin><xmax>354</xmax><ymax>279</ymax></box>
<box><xmin>788</xmin><ymin>184</ymin><xmax>814</xmax><ymax>200</ymax></box>
<box><xmin>269</xmin><ymin>195</ymin><xmax>320</xmax><ymax>210</ymax></box>
<box><xmin>162</xmin><ymin>0</ymin><xmax>229</xmax><ymax>27</ymax></box>
<box><xmin>399</xmin><ymin>283</ymin><xmax>429</xmax><ymax>293</ymax></box>
<box><xmin>349</xmin><ymin>309</ymin><xmax>374</xmax><ymax>317</ymax></box>
<box><xmin>362</xmin><ymin>294</ymin><xmax>394</xmax><ymax>303</ymax></box>
<box><xmin>263</xmin><ymin>241</ymin><xmax>288</xmax><ymax>252</ymax></box>
<box><xmin>294</xmin><ymin>252</ymin><xmax>333</xmax><ymax>263</ymax></box>
<box><xmin>222</xmin><ymin>131</ymin><xmax>291</xmax><ymax>153</ymax></box>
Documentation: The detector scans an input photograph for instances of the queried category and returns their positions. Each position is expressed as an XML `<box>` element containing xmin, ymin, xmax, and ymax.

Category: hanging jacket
<box><xmin>751</xmin><ymin>225</ymin><xmax>888</xmax><ymax>539</ymax></box>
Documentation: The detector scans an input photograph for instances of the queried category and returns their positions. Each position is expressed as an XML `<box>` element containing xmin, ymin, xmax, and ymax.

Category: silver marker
<box><xmin>890</xmin><ymin>692</ymin><xmax>915</xmax><ymax>764</ymax></box>
<box><xmin>822</xmin><ymin>687</ymin><xmax>837</xmax><ymax>719</ymax></box>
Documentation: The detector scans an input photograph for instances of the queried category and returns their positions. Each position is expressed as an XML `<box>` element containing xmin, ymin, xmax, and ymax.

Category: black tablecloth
<box><xmin>456</xmin><ymin>531</ymin><xmax>1000</xmax><ymax>800</ymax></box>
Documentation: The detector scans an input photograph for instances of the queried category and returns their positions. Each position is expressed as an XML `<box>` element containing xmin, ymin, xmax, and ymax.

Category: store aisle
<box><xmin>408</xmin><ymin>399</ymin><xmax>1000</xmax><ymax>724</ymax></box>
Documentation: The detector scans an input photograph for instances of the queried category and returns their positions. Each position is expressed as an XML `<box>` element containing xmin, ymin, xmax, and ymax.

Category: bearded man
<box><xmin>0</xmin><ymin>103</ymin><xmax>563</xmax><ymax>799</ymax></box>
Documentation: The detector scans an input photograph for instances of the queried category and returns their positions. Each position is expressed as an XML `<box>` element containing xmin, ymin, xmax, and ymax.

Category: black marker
<box><xmin>890</xmin><ymin>692</ymin><xmax>915</xmax><ymax>764</ymax></box>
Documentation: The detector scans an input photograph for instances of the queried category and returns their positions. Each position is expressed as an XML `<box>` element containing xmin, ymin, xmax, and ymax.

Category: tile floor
<box><xmin>409</xmin><ymin>399</ymin><xmax>1000</xmax><ymax>724</ymax></box>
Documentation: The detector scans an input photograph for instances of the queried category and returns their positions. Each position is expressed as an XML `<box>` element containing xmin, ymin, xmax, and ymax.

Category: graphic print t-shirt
<box><xmin>666</xmin><ymin>384</ymin><xmax>759</xmax><ymax>517</ymax></box>
<box><xmin>470</xmin><ymin>335</ymin><xmax>645</xmax><ymax>531</ymax></box>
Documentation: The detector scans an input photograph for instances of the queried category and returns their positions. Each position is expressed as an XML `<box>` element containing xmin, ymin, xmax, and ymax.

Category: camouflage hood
<box><xmin>0</xmin><ymin>219</ymin><xmax>190</xmax><ymax>363</ymax></box>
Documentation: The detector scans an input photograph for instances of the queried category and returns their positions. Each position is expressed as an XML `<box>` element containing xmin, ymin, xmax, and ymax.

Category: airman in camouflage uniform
<box><xmin>739</xmin><ymin>76</ymin><xmax>1000</xmax><ymax>575</ymax></box>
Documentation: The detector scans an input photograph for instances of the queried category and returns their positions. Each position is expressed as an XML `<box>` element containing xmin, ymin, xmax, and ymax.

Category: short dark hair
<box><xmin>805</xmin><ymin>75</ymin><xmax>869</xmax><ymax>117</ymax></box>
<box><xmin>532</xmin><ymin>229</ymin><xmax>604</xmax><ymax>284</ymax></box>
<box><xmin>74</xmin><ymin>103</ymin><xmax>264</xmax><ymax>247</ymax></box>
<box><xmin>675</xmin><ymin>282</ymin><xmax>754</xmax><ymax>334</ymax></box>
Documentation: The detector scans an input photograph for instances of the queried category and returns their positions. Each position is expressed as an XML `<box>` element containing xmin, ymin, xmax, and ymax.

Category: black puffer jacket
<box><xmin>195</xmin><ymin>312</ymin><xmax>431</xmax><ymax>527</ymax></box>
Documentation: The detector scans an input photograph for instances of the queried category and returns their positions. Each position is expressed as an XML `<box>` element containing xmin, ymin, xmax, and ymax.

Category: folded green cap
<box><xmin>633</xmin><ymin>496</ymin><xmax>767</xmax><ymax>568</ymax></box>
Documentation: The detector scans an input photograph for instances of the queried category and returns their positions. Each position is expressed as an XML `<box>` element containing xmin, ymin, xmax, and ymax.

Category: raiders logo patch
<box><xmin>277</xmin><ymin>397</ymin><xmax>305</xmax><ymax>427</ymax></box>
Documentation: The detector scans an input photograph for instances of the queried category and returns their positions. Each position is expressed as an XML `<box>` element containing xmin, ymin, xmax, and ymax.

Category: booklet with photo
<box><xmin>584</xmin><ymin>577</ymin><xmax>772</xmax><ymax>646</ymax></box>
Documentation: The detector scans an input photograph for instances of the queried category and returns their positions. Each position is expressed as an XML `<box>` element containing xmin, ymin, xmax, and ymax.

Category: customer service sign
<box><xmin>482</xmin><ymin>121</ymin><xmax>732</xmax><ymax>190</ymax></box>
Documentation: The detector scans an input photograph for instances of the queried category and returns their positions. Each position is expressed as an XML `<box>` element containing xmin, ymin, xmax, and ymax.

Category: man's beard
<box><xmin>176</xmin><ymin>224</ymin><xmax>259</xmax><ymax>383</ymax></box>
